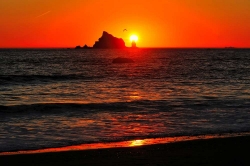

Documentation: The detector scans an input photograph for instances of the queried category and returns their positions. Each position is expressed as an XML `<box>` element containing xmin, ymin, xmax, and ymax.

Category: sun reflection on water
<box><xmin>130</xmin><ymin>139</ymin><xmax>145</xmax><ymax>146</ymax></box>
<box><xmin>128</xmin><ymin>92</ymin><xmax>141</xmax><ymax>100</ymax></box>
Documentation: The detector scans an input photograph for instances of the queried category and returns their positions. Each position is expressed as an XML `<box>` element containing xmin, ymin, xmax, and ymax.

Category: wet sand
<box><xmin>1</xmin><ymin>136</ymin><xmax>250</xmax><ymax>166</ymax></box>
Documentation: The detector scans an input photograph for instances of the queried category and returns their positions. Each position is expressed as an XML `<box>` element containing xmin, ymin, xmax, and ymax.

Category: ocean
<box><xmin>0</xmin><ymin>48</ymin><xmax>250</xmax><ymax>152</ymax></box>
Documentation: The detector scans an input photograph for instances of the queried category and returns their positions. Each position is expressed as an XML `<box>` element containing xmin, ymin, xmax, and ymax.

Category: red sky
<box><xmin>1</xmin><ymin>0</ymin><xmax>250</xmax><ymax>48</ymax></box>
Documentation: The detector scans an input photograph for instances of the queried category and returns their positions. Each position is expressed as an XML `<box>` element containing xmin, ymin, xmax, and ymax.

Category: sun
<box><xmin>130</xmin><ymin>35</ymin><xmax>138</xmax><ymax>42</ymax></box>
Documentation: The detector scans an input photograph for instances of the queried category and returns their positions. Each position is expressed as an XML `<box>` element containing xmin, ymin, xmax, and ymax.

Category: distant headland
<box><xmin>75</xmin><ymin>31</ymin><xmax>136</xmax><ymax>49</ymax></box>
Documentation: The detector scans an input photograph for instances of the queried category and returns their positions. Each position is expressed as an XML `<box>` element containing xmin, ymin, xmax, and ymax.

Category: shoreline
<box><xmin>1</xmin><ymin>135</ymin><xmax>250</xmax><ymax>166</ymax></box>
<box><xmin>1</xmin><ymin>132</ymin><xmax>250</xmax><ymax>155</ymax></box>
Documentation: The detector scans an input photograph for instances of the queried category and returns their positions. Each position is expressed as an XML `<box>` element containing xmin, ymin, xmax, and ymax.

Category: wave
<box><xmin>0</xmin><ymin>100</ymin><xmax>170</xmax><ymax>115</ymax></box>
<box><xmin>0</xmin><ymin>102</ymin><xmax>140</xmax><ymax>114</ymax></box>
<box><xmin>0</xmin><ymin>74</ymin><xmax>104</xmax><ymax>85</ymax></box>
<box><xmin>1</xmin><ymin>99</ymin><xmax>250</xmax><ymax>153</ymax></box>
<box><xmin>1</xmin><ymin>98</ymin><xmax>250</xmax><ymax>115</ymax></box>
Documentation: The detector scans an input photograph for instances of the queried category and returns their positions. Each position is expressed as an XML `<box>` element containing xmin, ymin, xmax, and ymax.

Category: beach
<box><xmin>1</xmin><ymin>135</ymin><xmax>250</xmax><ymax>166</ymax></box>
<box><xmin>2</xmin><ymin>0</ymin><xmax>250</xmax><ymax>164</ymax></box>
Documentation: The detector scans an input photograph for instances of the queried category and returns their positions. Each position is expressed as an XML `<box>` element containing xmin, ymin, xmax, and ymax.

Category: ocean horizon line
<box><xmin>1</xmin><ymin>47</ymin><xmax>250</xmax><ymax>49</ymax></box>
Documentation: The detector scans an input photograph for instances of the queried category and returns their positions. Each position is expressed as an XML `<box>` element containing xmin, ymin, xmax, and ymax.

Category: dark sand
<box><xmin>1</xmin><ymin>136</ymin><xmax>250</xmax><ymax>166</ymax></box>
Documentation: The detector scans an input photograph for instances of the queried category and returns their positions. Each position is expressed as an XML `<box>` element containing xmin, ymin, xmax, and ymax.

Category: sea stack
<box><xmin>112</xmin><ymin>57</ymin><xmax>134</xmax><ymax>63</ymax></box>
<box><xmin>93</xmin><ymin>31</ymin><xmax>126</xmax><ymax>49</ymax></box>
<box><xmin>131</xmin><ymin>41</ymin><xmax>137</xmax><ymax>48</ymax></box>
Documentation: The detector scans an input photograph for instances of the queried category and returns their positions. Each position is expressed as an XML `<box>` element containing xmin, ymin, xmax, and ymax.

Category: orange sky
<box><xmin>1</xmin><ymin>0</ymin><xmax>250</xmax><ymax>48</ymax></box>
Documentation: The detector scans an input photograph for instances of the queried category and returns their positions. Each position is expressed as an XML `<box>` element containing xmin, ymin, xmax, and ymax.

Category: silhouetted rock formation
<box><xmin>93</xmin><ymin>31</ymin><xmax>126</xmax><ymax>49</ymax></box>
<box><xmin>131</xmin><ymin>41</ymin><xmax>137</xmax><ymax>48</ymax></box>
<box><xmin>75</xmin><ymin>45</ymin><xmax>82</xmax><ymax>49</ymax></box>
<box><xmin>83</xmin><ymin>44</ymin><xmax>91</xmax><ymax>49</ymax></box>
<box><xmin>75</xmin><ymin>44</ymin><xmax>91</xmax><ymax>49</ymax></box>
<box><xmin>112</xmin><ymin>57</ymin><xmax>134</xmax><ymax>63</ymax></box>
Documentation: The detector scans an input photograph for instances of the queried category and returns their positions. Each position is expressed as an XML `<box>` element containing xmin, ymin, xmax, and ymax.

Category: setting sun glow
<box><xmin>130</xmin><ymin>35</ymin><xmax>138</xmax><ymax>42</ymax></box>
<box><xmin>1</xmin><ymin>0</ymin><xmax>250</xmax><ymax>48</ymax></box>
